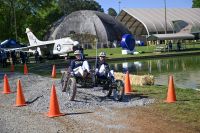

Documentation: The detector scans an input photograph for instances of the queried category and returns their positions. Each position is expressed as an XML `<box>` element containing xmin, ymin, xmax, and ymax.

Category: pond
<box><xmin>109</xmin><ymin>55</ymin><xmax>200</xmax><ymax>89</ymax></box>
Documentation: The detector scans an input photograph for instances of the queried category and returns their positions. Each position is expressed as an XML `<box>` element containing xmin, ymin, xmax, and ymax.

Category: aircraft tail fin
<box><xmin>26</xmin><ymin>28</ymin><xmax>41</xmax><ymax>46</ymax></box>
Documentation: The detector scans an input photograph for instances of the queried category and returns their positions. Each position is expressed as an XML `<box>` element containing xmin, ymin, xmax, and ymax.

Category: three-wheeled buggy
<box><xmin>60</xmin><ymin>69</ymin><xmax>124</xmax><ymax>101</ymax></box>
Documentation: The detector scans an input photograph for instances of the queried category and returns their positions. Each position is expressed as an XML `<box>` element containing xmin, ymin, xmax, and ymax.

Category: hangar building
<box><xmin>45</xmin><ymin>10</ymin><xmax>130</xmax><ymax>48</ymax></box>
<box><xmin>116</xmin><ymin>8</ymin><xmax>200</xmax><ymax>44</ymax></box>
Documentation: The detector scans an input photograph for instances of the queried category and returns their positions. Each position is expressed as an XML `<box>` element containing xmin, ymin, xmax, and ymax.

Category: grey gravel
<box><xmin>0</xmin><ymin>73</ymin><xmax>154</xmax><ymax>133</ymax></box>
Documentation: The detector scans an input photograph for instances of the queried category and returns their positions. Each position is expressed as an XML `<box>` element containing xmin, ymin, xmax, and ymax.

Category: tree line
<box><xmin>192</xmin><ymin>0</ymin><xmax>200</xmax><ymax>8</ymax></box>
<box><xmin>0</xmin><ymin>0</ymin><xmax>107</xmax><ymax>44</ymax></box>
<box><xmin>1</xmin><ymin>0</ymin><xmax>198</xmax><ymax>44</ymax></box>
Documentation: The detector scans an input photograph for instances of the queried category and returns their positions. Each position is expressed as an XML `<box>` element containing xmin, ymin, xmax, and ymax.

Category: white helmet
<box><xmin>73</xmin><ymin>41</ymin><xmax>79</xmax><ymax>46</ymax></box>
<box><xmin>74</xmin><ymin>50</ymin><xmax>82</xmax><ymax>55</ymax></box>
<box><xmin>99</xmin><ymin>52</ymin><xmax>106</xmax><ymax>57</ymax></box>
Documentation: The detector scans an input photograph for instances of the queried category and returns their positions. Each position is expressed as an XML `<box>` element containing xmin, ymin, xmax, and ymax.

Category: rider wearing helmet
<box><xmin>95</xmin><ymin>52</ymin><xmax>114</xmax><ymax>80</ymax></box>
<box><xmin>62</xmin><ymin>50</ymin><xmax>90</xmax><ymax>92</ymax></box>
<box><xmin>69</xmin><ymin>50</ymin><xmax>90</xmax><ymax>77</ymax></box>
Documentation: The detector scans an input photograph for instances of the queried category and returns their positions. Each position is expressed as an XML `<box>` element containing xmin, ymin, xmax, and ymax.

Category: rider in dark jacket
<box><xmin>69</xmin><ymin>50</ymin><xmax>89</xmax><ymax>76</ymax></box>
<box><xmin>96</xmin><ymin>52</ymin><xmax>110</xmax><ymax>79</ymax></box>
<box><xmin>62</xmin><ymin>50</ymin><xmax>89</xmax><ymax>92</ymax></box>
<box><xmin>95</xmin><ymin>52</ymin><xmax>114</xmax><ymax>81</ymax></box>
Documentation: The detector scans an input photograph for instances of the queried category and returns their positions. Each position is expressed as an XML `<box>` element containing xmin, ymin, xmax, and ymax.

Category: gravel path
<box><xmin>0</xmin><ymin>73</ymin><xmax>154</xmax><ymax>133</ymax></box>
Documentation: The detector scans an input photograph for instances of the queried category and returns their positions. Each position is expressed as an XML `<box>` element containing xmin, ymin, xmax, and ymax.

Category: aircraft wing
<box><xmin>6</xmin><ymin>42</ymin><xmax>55</xmax><ymax>52</ymax></box>
<box><xmin>22</xmin><ymin>42</ymin><xmax>55</xmax><ymax>50</ymax></box>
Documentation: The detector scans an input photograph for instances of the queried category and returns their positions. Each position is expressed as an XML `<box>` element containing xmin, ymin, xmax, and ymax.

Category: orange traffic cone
<box><xmin>24</xmin><ymin>64</ymin><xmax>28</xmax><ymax>75</ymax></box>
<box><xmin>165</xmin><ymin>75</ymin><xmax>176</xmax><ymax>103</ymax></box>
<box><xmin>46</xmin><ymin>84</ymin><xmax>64</xmax><ymax>117</ymax></box>
<box><xmin>2</xmin><ymin>74</ymin><xmax>11</xmax><ymax>94</ymax></box>
<box><xmin>15</xmin><ymin>80</ymin><xmax>27</xmax><ymax>106</ymax></box>
<box><xmin>51</xmin><ymin>65</ymin><xmax>56</xmax><ymax>78</ymax></box>
<box><xmin>125</xmin><ymin>71</ymin><xmax>132</xmax><ymax>95</ymax></box>
<box><xmin>11</xmin><ymin>64</ymin><xmax>14</xmax><ymax>72</ymax></box>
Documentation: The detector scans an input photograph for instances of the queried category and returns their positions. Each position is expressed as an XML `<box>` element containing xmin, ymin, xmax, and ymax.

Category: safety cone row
<box><xmin>2</xmin><ymin>79</ymin><xmax>64</xmax><ymax>117</ymax></box>
<box><xmin>1</xmin><ymin>74</ymin><xmax>64</xmax><ymax>118</ymax></box>
<box><xmin>165</xmin><ymin>75</ymin><xmax>176</xmax><ymax>103</ymax></box>
<box><xmin>10</xmin><ymin>63</ymin><xmax>55</xmax><ymax>78</ymax></box>
<box><xmin>24</xmin><ymin>64</ymin><xmax>28</xmax><ymax>75</ymax></box>
<box><xmin>2</xmin><ymin>74</ymin><xmax>11</xmax><ymax>94</ymax></box>
<box><xmin>125</xmin><ymin>71</ymin><xmax>132</xmax><ymax>95</ymax></box>
<box><xmin>51</xmin><ymin>65</ymin><xmax>56</xmax><ymax>78</ymax></box>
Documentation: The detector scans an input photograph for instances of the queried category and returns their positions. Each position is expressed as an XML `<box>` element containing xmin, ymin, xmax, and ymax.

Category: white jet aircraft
<box><xmin>24</xmin><ymin>28</ymin><xmax>79</xmax><ymax>57</ymax></box>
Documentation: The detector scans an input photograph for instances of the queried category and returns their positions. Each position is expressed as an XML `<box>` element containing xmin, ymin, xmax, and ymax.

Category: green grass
<box><xmin>84</xmin><ymin>44</ymin><xmax>200</xmax><ymax>58</ymax></box>
<box><xmin>136</xmin><ymin>85</ymin><xmax>200</xmax><ymax>126</ymax></box>
<box><xmin>0</xmin><ymin>63</ymin><xmax>62</xmax><ymax>78</ymax></box>
<box><xmin>84</xmin><ymin>46</ymin><xmax>156</xmax><ymax>58</ymax></box>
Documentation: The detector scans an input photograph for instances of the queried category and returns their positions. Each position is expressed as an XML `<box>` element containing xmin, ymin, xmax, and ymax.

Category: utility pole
<box><xmin>164</xmin><ymin>0</ymin><xmax>169</xmax><ymax>52</ymax></box>
<box><xmin>118</xmin><ymin>0</ymin><xmax>121</xmax><ymax>13</ymax></box>
<box><xmin>164</xmin><ymin>0</ymin><xmax>167</xmax><ymax>34</ymax></box>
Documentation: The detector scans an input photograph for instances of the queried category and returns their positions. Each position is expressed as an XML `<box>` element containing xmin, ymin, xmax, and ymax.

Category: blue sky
<box><xmin>95</xmin><ymin>0</ymin><xmax>193</xmax><ymax>13</ymax></box>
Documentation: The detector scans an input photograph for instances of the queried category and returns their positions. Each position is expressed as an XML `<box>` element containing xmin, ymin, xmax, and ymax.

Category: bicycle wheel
<box><xmin>113</xmin><ymin>80</ymin><xmax>124</xmax><ymax>101</ymax></box>
<box><xmin>66</xmin><ymin>77</ymin><xmax>77</xmax><ymax>101</ymax></box>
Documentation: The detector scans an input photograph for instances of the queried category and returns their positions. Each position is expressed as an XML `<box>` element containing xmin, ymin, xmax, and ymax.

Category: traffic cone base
<box><xmin>14</xmin><ymin>103</ymin><xmax>27</xmax><ymax>107</ymax></box>
<box><xmin>14</xmin><ymin>80</ymin><xmax>27</xmax><ymax>107</ymax></box>
<box><xmin>46</xmin><ymin>112</ymin><xmax>65</xmax><ymax>118</ymax></box>
<box><xmin>46</xmin><ymin>84</ymin><xmax>63</xmax><ymax>118</ymax></box>
<box><xmin>2</xmin><ymin>91</ymin><xmax>12</xmax><ymax>94</ymax></box>
<box><xmin>164</xmin><ymin>100</ymin><xmax>175</xmax><ymax>103</ymax></box>
<box><xmin>2</xmin><ymin>74</ymin><xmax>11</xmax><ymax>94</ymax></box>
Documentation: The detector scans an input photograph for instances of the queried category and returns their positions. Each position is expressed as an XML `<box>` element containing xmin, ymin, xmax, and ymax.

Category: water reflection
<box><xmin>110</xmin><ymin>55</ymin><xmax>200</xmax><ymax>89</ymax></box>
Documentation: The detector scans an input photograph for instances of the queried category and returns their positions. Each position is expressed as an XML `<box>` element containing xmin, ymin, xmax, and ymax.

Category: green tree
<box><xmin>0</xmin><ymin>0</ymin><xmax>17</xmax><ymax>40</ymax></box>
<box><xmin>25</xmin><ymin>1</ymin><xmax>62</xmax><ymax>42</ymax></box>
<box><xmin>58</xmin><ymin>0</ymin><xmax>104</xmax><ymax>15</ymax></box>
<box><xmin>0</xmin><ymin>0</ymin><xmax>62</xmax><ymax>43</ymax></box>
<box><xmin>192</xmin><ymin>0</ymin><xmax>200</xmax><ymax>7</ymax></box>
<box><xmin>0</xmin><ymin>0</ymin><xmax>104</xmax><ymax>43</ymax></box>
<box><xmin>108</xmin><ymin>8</ymin><xmax>117</xmax><ymax>17</ymax></box>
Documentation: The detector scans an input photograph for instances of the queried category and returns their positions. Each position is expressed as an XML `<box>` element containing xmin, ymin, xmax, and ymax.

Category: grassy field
<box><xmin>84</xmin><ymin>44</ymin><xmax>200</xmax><ymax>58</ymax></box>
<box><xmin>84</xmin><ymin>46</ymin><xmax>155</xmax><ymax>58</ymax></box>
<box><xmin>136</xmin><ymin>85</ymin><xmax>200</xmax><ymax>127</ymax></box>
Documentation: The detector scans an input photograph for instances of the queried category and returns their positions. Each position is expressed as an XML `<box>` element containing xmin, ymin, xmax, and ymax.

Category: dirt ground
<box><xmin>0</xmin><ymin>73</ymin><xmax>199</xmax><ymax>133</ymax></box>
<box><xmin>110</xmin><ymin>107</ymin><xmax>200</xmax><ymax>133</ymax></box>
<box><xmin>79</xmin><ymin>107</ymin><xmax>200</xmax><ymax>133</ymax></box>
<box><xmin>1</xmin><ymin>104</ymin><xmax>199</xmax><ymax>133</ymax></box>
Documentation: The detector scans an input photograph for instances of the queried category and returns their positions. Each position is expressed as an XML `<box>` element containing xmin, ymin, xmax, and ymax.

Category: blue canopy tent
<box><xmin>0</xmin><ymin>39</ymin><xmax>21</xmax><ymax>48</ymax></box>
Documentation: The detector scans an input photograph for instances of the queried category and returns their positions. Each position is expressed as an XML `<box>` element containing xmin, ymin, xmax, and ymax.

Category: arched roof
<box><xmin>45</xmin><ymin>10</ymin><xmax>130</xmax><ymax>43</ymax></box>
<box><xmin>117</xmin><ymin>8</ymin><xmax>200</xmax><ymax>36</ymax></box>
